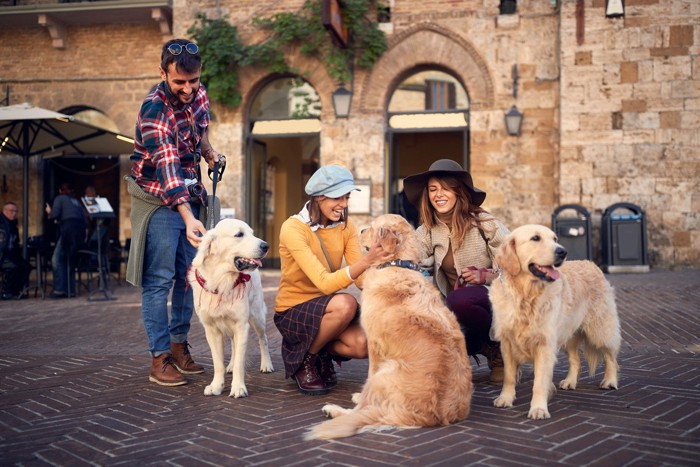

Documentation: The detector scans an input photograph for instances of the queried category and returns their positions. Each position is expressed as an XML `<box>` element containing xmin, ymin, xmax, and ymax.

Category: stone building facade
<box><xmin>0</xmin><ymin>0</ymin><xmax>697</xmax><ymax>269</ymax></box>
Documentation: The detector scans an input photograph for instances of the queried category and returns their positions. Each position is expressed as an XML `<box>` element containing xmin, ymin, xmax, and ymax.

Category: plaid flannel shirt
<box><xmin>130</xmin><ymin>81</ymin><xmax>210</xmax><ymax>207</ymax></box>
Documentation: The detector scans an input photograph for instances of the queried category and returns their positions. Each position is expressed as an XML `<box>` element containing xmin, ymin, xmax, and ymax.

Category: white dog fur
<box><xmin>490</xmin><ymin>224</ymin><xmax>620</xmax><ymax>419</ymax></box>
<box><xmin>188</xmin><ymin>218</ymin><xmax>274</xmax><ymax>398</ymax></box>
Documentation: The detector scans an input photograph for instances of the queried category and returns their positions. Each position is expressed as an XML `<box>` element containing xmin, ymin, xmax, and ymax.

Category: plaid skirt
<box><xmin>273</xmin><ymin>294</ymin><xmax>338</xmax><ymax>379</ymax></box>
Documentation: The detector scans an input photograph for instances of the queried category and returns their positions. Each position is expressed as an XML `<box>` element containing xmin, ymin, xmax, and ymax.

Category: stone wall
<box><xmin>0</xmin><ymin>0</ymin><xmax>697</xmax><ymax>268</ymax></box>
<box><xmin>175</xmin><ymin>0</ymin><xmax>561</xmax><ymax>231</ymax></box>
<box><xmin>559</xmin><ymin>0</ymin><xmax>699</xmax><ymax>267</ymax></box>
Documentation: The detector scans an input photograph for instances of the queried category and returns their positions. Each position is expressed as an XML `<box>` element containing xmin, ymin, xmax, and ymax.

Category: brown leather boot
<box><xmin>292</xmin><ymin>352</ymin><xmax>329</xmax><ymax>395</ymax></box>
<box><xmin>481</xmin><ymin>342</ymin><xmax>504</xmax><ymax>384</ymax></box>
<box><xmin>149</xmin><ymin>354</ymin><xmax>187</xmax><ymax>386</ymax></box>
<box><xmin>317</xmin><ymin>350</ymin><xmax>337</xmax><ymax>387</ymax></box>
<box><xmin>170</xmin><ymin>341</ymin><xmax>204</xmax><ymax>375</ymax></box>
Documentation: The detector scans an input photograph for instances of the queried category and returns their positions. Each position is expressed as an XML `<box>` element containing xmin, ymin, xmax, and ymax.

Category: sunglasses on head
<box><xmin>167</xmin><ymin>42</ymin><xmax>199</xmax><ymax>56</ymax></box>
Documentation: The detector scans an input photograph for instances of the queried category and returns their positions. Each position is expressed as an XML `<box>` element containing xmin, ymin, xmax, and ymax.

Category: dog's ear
<box><xmin>192</xmin><ymin>232</ymin><xmax>215</xmax><ymax>267</ymax></box>
<box><xmin>377</xmin><ymin>226</ymin><xmax>399</xmax><ymax>255</ymax></box>
<box><xmin>496</xmin><ymin>236</ymin><xmax>521</xmax><ymax>276</ymax></box>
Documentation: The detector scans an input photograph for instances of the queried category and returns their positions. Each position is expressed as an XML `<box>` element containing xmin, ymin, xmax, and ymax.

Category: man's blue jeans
<box><xmin>141</xmin><ymin>206</ymin><xmax>197</xmax><ymax>357</ymax></box>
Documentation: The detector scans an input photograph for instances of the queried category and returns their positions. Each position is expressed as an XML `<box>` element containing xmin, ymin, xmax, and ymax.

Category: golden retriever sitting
<box><xmin>305</xmin><ymin>214</ymin><xmax>473</xmax><ymax>440</ymax></box>
<box><xmin>188</xmin><ymin>219</ymin><xmax>274</xmax><ymax>398</ymax></box>
<box><xmin>490</xmin><ymin>224</ymin><xmax>620</xmax><ymax>420</ymax></box>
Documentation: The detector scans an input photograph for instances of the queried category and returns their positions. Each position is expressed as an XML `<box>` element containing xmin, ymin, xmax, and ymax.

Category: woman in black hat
<box><xmin>403</xmin><ymin>159</ymin><xmax>510</xmax><ymax>383</ymax></box>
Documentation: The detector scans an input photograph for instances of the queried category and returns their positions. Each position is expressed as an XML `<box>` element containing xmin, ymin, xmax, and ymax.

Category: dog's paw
<box><xmin>321</xmin><ymin>403</ymin><xmax>345</xmax><ymax>419</ymax></box>
<box><xmin>528</xmin><ymin>405</ymin><xmax>551</xmax><ymax>420</ymax></box>
<box><xmin>229</xmin><ymin>385</ymin><xmax>249</xmax><ymax>398</ymax></box>
<box><xmin>351</xmin><ymin>392</ymin><xmax>362</xmax><ymax>404</ymax></box>
<box><xmin>204</xmin><ymin>382</ymin><xmax>224</xmax><ymax>396</ymax></box>
<box><xmin>494</xmin><ymin>395</ymin><xmax>514</xmax><ymax>408</ymax></box>
<box><xmin>599</xmin><ymin>378</ymin><xmax>618</xmax><ymax>390</ymax></box>
<box><xmin>260</xmin><ymin>361</ymin><xmax>275</xmax><ymax>373</ymax></box>
<box><xmin>559</xmin><ymin>378</ymin><xmax>577</xmax><ymax>390</ymax></box>
<box><xmin>226</xmin><ymin>363</ymin><xmax>234</xmax><ymax>374</ymax></box>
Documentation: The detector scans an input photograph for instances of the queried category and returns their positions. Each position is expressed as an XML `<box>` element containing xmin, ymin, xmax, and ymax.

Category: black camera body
<box><xmin>187</xmin><ymin>182</ymin><xmax>204</xmax><ymax>198</ymax></box>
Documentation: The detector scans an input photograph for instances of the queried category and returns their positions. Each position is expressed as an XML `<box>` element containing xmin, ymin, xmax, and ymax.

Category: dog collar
<box><xmin>194</xmin><ymin>268</ymin><xmax>218</xmax><ymax>294</ymax></box>
<box><xmin>192</xmin><ymin>268</ymin><xmax>251</xmax><ymax>295</ymax></box>
<box><xmin>376</xmin><ymin>260</ymin><xmax>426</xmax><ymax>275</ymax></box>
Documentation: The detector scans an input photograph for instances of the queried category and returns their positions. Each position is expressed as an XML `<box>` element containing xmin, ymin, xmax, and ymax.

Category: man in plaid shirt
<box><xmin>131</xmin><ymin>38</ymin><xmax>224</xmax><ymax>387</ymax></box>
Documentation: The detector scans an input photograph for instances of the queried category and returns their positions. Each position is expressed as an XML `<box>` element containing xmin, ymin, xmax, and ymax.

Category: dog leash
<box><xmin>207</xmin><ymin>160</ymin><xmax>220</xmax><ymax>230</ymax></box>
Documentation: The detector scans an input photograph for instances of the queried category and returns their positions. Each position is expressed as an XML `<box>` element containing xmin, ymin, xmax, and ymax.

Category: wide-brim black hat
<box><xmin>402</xmin><ymin>159</ymin><xmax>487</xmax><ymax>207</ymax></box>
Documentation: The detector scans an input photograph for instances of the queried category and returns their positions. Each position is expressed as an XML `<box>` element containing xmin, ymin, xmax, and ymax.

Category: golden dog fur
<box><xmin>306</xmin><ymin>214</ymin><xmax>473</xmax><ymax>440</ymax></box>
<box><xmin>490</xmin><ymin>224</ymin><xmax>620</xmax><ymax>419</ymax></box>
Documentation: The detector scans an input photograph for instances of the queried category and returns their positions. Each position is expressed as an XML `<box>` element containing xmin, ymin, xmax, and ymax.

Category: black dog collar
<box><xmin>376</xmin><ymin>259</ymin><xmax>424</xmax><ymax>274</ymax></box>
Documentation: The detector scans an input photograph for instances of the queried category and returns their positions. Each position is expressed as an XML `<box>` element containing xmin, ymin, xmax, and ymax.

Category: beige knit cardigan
<box><xmin>416</xmin><ymin>216</ymin><xmax>510</xmax><ymax>297</ymax></box>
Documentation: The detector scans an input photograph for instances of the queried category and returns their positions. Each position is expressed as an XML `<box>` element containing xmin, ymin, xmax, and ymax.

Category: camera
<box><xmin>187</xmin><ymin>181</ymin><xmax>204</xmax><ymax>198</ymax></box>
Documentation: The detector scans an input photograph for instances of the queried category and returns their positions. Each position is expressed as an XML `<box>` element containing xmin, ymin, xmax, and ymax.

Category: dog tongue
<box><xmin>253</xmin><ymin>258</ymin><xmax>263</xmax><ymax>268</ymax></box>
<box><xmin>541</xmin><ymin>265</ymin><xmax>560</xmax><ymax>281</ymax></box>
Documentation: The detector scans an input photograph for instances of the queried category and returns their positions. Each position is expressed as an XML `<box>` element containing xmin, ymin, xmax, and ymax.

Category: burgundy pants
<box><xmin>445</xmin><ymin>285</ymin><xmax>495</xmax><ymax>356</ymax></box>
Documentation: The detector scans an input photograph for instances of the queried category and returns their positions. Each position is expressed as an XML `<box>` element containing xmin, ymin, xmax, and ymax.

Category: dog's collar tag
<box><xmin>376</xmin><ymin>260</ymin><xmax>423</xmax><ymax>273</ymax></box>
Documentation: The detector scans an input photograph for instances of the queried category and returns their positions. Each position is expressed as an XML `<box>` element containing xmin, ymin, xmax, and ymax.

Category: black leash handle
<box><xmin>207</xmin><ymin>160</ymin><xmax>219</xmax><ymax>230</ymax></box>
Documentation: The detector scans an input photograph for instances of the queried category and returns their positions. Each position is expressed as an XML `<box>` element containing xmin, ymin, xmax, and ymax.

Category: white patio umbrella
<box><xmin>0</xmin><ymin>102</ymin><xmax>135</xmax><ymax>258</ymax></box>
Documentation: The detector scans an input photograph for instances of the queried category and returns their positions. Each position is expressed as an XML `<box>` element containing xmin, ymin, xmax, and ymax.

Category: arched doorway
<box><xmin>246</xmin><ymin>77</ymin><xmax>321</xmax><ymax>268</ymax></box>
<box><xmin>386</xmin><ymin>68</ymin><xmax>470</xmax><ymax>227</ymax></box>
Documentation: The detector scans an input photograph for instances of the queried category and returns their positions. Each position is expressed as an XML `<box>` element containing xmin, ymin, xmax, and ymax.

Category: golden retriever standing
<box><xmin>490</xmin><ymin>224</ymin><xmax>620</xmax><ymax>420</ymax></box>
<box><xmin>306</xmin><ymin>214</ymin><xmax>473</xmax><ymax>440</ymax></box>
<box><xmin>188</xmin><ymin>219</ymin><xmax>274</xmax><ymax>398</ymax></box>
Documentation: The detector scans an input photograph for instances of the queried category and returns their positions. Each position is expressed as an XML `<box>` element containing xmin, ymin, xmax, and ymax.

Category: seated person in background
<box><xmin>0</xmin><ymin>201</ymin><xmax>31</xmax><ymax>300</ymax></box>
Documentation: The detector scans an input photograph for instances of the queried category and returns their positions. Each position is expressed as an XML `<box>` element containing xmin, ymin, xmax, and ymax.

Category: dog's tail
<box><xmin>304</xmin><ymin>406</ymin><xmax>383</xmax><ymax>441</ymax></box>
<box><xmin>583</xmin><ymin>343</ymin><xmax>600</xmax><ymax>378</ymax></box>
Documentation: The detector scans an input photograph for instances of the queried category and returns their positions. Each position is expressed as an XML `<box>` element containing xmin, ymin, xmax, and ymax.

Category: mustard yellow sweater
<box><xmin>274</xmin><ymin>217</ymin><xmax>363</xmax><ymax>312</ymax></box>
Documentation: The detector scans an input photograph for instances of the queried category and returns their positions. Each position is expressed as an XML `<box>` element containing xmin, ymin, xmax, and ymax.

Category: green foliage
<box><xmin>288</xmin><ymin>77</ymin><xmax>321</xmax><ymax>119</ymax></box>
<box><xmin>188</xmin><ymin>14</ymin><xmax>247</xmax><ymax>108</ymax></box>
<box><xmin>255</xmin><ymin>0</ymin><xmax>388</xmax><ymax>84</ymax></box>
<box><xmin>188</xmin><ymin>1</ymin><xmax>388</xmax><ymax>109</ymax></box>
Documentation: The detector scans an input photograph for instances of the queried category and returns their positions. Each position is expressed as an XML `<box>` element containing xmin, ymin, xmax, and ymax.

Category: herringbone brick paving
<box><xmin>0</xmin><ymin>269</ymin><xmax>698</xmax><ymax>466</ymax></box>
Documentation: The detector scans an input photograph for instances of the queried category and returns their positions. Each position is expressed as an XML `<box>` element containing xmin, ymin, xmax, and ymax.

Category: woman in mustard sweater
<box><xmin>274</xmin><ymin>165</ymin><xmax>391</xmax><ymax>395</ymax></box>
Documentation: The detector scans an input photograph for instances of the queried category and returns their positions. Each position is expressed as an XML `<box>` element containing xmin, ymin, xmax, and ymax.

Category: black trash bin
<box><xmin>551</xmin><ymin>204</ymin><xmax>592</xmax><ymax>261</ymax></box>
<box><xmin>601</xmin><ymin>202</ymin><xmax>649</xmax><ymax>273</ymax></box>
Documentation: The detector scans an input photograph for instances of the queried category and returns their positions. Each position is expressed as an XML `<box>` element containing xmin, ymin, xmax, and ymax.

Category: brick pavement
<box><xmin>0</xmin><ymin>268</ymin><xmax>698</xmax><ymax>466</ymax></box>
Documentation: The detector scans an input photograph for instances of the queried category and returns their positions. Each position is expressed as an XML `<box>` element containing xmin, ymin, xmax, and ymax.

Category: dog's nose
<box><xmin>260</xmin><ymin>241</ymin><xmax>269</xmax><ymax>253</ymax></box>
<box><xmin>555</xmin><ymin>246</ymin><xmax>567</xmax><ymax>261</ymax></box>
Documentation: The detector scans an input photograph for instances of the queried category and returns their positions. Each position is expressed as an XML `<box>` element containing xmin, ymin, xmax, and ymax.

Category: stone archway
<box><xmin>360</xmin><ymin>22</ymin><xmax>495</xmax><ymax>114</ymax></box>
<box><xmin>239</xmin><ymin>51</ymin><xmax>336</xmax><ymax>123</ymax></box>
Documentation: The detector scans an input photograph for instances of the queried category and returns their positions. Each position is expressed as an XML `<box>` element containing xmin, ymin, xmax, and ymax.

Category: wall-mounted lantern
<box><xmin>332</xmin><ymin>85</ymin><xmax>352</xmax><ymax>118</ymax></box>
<box><xmin>504</xmin><ymin>105</ymin><xmax>523</xmax><ymax>136</ymax></box>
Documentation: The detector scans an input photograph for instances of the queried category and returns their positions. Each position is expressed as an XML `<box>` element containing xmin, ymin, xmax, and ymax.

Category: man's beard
<box><xmin>166</xmin><ymin>82</ymin><xmax>197</xmax><ymax>104</ymax></box>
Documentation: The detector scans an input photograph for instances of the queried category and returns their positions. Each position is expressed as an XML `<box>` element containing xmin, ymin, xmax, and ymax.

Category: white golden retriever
<box><xmin>188</xmin><ymin>218</ymin><xmax>274</xmax><ymax>398</ymax></box>
<box><xmin>490</xmin><ymin>224</ymin><xmax>620</xmax><ymax>419</ymax></box>
<box><xmin>306</xmin><ymin>214</ymin><xmax>473</xmax><ymax>440</ymax></box>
